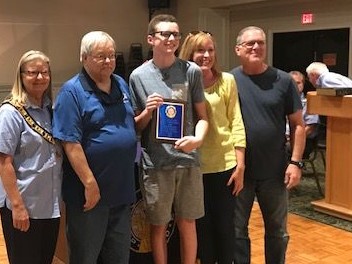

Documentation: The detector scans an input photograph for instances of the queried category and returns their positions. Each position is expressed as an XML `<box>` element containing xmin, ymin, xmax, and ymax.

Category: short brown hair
<box><xmin>148</xmin><ymin>14</ymin><xmax>177</xmax><ymax>35</ymax></box>
<box><xmin>289</xmin><ymin>71</ymin><xmax>305</xmax><ymax>84</ymax></box>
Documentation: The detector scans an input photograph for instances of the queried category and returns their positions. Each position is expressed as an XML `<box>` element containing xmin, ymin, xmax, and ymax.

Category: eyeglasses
<box><xmin>21</xmin><ymin>70</ymin><xmax>50</xmax><ymax>78</ymax></box>
<box><xmin>90</xmin><ymin>53</ymin><xmax>117</xmax><ymax>63</ymax></box>
<box><xmin>239</xmin><ymin>40</ymin><xmax>265</xmax><ymax>49</ymax></box>
<box><xmin>151</xmin><ymin>31</ymin><xmax>182</xmax><ymax>40</ymax></box>
<box><xmin>189</xmin><ymin>30</ymin><xmax>212</xmax><ymax>36</ymax></box>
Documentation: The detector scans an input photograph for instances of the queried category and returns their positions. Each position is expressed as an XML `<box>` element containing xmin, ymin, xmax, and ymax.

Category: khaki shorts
<box><xmin>140</xmin><ymin>167</ymin><xmax>204</xmax><ymax>225</ymax></box>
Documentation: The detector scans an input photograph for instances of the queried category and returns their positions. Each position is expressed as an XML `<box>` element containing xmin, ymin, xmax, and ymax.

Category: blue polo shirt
<box><xmin>53</xmin><ymin>70</ymin><xmax>136</xmax><ymax>207</ymax></box>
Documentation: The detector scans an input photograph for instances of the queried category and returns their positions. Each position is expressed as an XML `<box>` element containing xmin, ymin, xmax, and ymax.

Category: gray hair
<box><xmin>236</xmin><ymin>26</ymin><xmax>266</xmax><ymax>45</ymax></box>
<box><xmin>80</xmin><ymin>31</ymin><xmax>116</xmax><ymax>62</ymax></box>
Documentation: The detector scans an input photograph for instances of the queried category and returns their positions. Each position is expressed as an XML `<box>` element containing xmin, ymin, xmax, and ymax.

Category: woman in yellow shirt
<box><xmin>179</xmin><ymin>31</ymin><xmax>246</xmax><ymax>264</ymax></box>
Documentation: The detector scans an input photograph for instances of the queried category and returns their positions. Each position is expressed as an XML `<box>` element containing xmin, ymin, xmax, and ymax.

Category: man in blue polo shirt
<box><xmin>53</xmin><ymin>31</ymin><xmax>136</xmax><ymax>264</ymax></box>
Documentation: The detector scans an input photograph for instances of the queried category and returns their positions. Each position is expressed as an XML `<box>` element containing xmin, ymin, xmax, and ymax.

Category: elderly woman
<box><xmin>179</xmin><ymin>32</ymin><xmax>246</xmax><ymax>264</ymax></box>
<box><xmin>0</xmin><ymin>50</ymin><xmax>62</xmax><ymax>264</ymax></box>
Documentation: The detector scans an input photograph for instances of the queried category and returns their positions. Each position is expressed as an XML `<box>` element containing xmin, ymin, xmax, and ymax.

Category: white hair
<box><xmin>306</xmin><ymin>62</ymin><xmax>329</xmax><ymax>76</ymax></box>
<box><xmin>79</xmin><ymin>31</ymin><xmax>116</xmax><ymax>62</ymax></box>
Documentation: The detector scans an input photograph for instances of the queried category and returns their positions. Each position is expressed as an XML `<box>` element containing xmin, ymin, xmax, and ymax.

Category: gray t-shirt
<box><xmin>129</xmin><ymin>58</ymin><xmax>205</xmax><ymax>169</ymax></box>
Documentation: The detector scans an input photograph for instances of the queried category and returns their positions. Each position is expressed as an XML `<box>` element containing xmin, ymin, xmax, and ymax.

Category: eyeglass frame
<box><xmin>238</xmin><ymin>40</ymin><xmax>266</xmax><ymax>49</ymax></box>
<box><xmin>21</xmin><ymin>70</ymin><xmax>51</xmax><ymax>78</ymax></box>
<box><xmin>150</xmin><ymin>31</ymin><xmax>182</xmax><ymax>40</ymax></box>
<box><xmin>89</xmin><ymin>53</ymin><xmax>117</xmax><ymax>63</ymax></box>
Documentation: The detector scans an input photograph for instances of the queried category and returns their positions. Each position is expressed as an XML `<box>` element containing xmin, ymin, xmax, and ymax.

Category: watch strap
<box><xmin>289</xmin><ymin>160</ymin><xmax>304</xmax><ymax>169</ymax></box>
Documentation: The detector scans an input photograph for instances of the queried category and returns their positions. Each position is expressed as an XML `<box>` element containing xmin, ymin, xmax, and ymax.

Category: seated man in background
<box><xmin>306</xmin><ymin>62</ymin><xmax>352</xmax><ymax>88</ymax></box>
<box><xmin>287</xmin><ymin>71</ymin><xmax>319</xmax><ymax>159</ymax></box>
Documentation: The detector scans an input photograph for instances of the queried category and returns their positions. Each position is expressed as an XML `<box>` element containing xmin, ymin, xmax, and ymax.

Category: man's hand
<box><xmin>285</xmin><ymin>164</ymin><xmax>302</xmax><ymax>189</ymax></box>
<box><xmin>83</xmin><ymin>178</ymin><xmax>101</xmax><ymax>211</ymax></box>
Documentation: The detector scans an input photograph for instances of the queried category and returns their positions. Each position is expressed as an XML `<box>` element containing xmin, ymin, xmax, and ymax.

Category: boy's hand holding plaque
<box><xmin>151</xmin><ymin>83</ymin><xmax>188</xmax><ymax>143</ymax></box>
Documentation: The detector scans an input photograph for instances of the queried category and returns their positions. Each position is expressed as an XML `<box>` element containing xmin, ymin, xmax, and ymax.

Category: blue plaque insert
<box><xmin>155</xmin><ymin>101</ymin><xmax>185</xmax><ymax>142</ymax></box>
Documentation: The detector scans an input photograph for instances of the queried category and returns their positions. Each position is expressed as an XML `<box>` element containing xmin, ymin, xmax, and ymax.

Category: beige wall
<box><xmin>1</xmin><ymin>0</ymin><xmax>352</xmax><ymax>90</ymax></box>
<box><xmin>0</xmin><ymin>0</ymin><xmax>153</xmax><ymax>86</ymax></box>
<box><xmin>229</xmin><ymin>0</ymin><xmax>352</xmax><ymax>73</ymax></box>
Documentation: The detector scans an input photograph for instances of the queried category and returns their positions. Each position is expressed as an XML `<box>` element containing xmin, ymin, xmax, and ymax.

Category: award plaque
<box><xmin>154</xmin><ymin>100</ymin><xmax>185</xmax><ymax>142</ymax></box>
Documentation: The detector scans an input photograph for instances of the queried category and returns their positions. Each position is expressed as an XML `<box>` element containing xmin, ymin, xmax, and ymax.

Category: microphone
<box><xmin>161</xmin><ymin>70</ymin><xmax>169</xmax><ymax>81</ymax></box>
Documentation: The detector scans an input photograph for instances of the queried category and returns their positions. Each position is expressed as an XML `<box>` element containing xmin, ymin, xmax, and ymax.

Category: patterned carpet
<box><xmin>288</xmin><ymin>160</ymin><xmax>352</xmax><ymax>232</ymax></box>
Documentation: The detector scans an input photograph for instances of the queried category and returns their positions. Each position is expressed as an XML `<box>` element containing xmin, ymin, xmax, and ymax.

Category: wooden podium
<box><xmin>307</xmin><ymin>91</ymin><xmax>352</xmax><ymax>221</ymax></box>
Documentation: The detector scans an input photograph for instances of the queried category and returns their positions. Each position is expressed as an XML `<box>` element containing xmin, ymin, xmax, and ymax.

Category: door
<box><xmin>273</xmin><ymin>28</ymin><xmax>350</xmax><ymax>93</ymax></box>
<box><xmin>273</xmin><ymin>28</ymin><xmax>350</xmax><ymax>137</ymax></box>
<box><xmin>199</xmin><ymin>8</ymin><xmax>230</xmax><ymax>70</ymax></box>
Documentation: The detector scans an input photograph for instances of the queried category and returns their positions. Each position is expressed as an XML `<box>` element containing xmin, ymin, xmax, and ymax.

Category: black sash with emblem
<box><xmin>2</xmin><ymin>101</ymin><xmax>55</xmax><ymax>145</ymax></box>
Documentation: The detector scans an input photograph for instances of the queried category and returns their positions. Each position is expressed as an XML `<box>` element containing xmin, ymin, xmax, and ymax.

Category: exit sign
<box><xmin>301</xmin><ymin>13</ymin><xmax>314</xmax><ymax>24</ymax></box>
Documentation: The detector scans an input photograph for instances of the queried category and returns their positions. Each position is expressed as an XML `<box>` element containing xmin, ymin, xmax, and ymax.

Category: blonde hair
<box><xmin>7</xmin><ymin>50</ymin><xmax>52</xmax><ymax>107</ymax></box>
<box><xmin>179</xmin><ymin>31</ymin><xmax>221</xmax><ymax>79</ymax></box>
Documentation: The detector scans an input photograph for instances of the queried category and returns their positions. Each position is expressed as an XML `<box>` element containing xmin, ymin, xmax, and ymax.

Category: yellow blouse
<box><xmin>199</xmin><ymin>72</ymin><xmax>246</xmax><ymax>174</ymax></box>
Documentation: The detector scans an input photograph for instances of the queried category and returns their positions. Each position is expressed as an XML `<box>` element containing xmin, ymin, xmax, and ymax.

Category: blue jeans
<box><xmin>234</xmin><ymin>177</ymin><xmax>289</xmax><ymax>264</ymax></box>
<box><xmin>66</xmin><ymin>203</ymin><xmax>131</xmax><ymax>264</ymax></box>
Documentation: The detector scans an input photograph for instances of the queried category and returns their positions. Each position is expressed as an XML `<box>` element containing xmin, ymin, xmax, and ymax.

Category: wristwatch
<box><xmin>289</xmin><ymin>160</ymin><xmax>304</xmax><ymax>169</ymax></box>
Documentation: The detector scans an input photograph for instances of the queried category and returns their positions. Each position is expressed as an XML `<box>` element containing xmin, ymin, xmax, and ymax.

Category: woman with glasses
<box><xmin>0</xmin><ymin>50</ymin><xmax>63</xmax><ymax>264</ymax></box>
<box><xmin>179</xmin><ymin>32</ymin><xmax>246</xmax><ymax>264</ymax></box>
